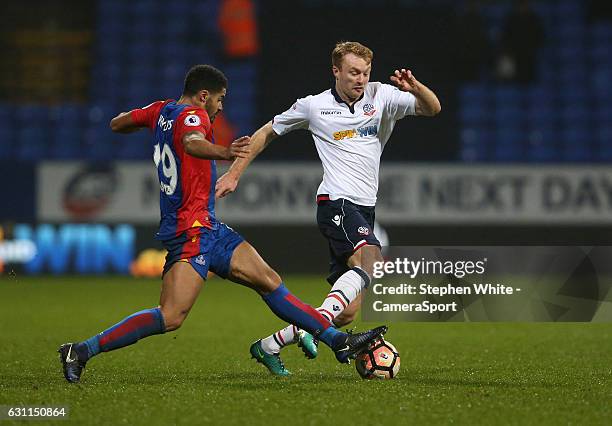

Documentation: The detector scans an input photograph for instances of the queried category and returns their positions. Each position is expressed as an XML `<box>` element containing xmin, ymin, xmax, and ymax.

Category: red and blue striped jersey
<box><xmin>131</xmin><ymin>100</ymin><xmax>218</xmax><ymax>241</ymax></box>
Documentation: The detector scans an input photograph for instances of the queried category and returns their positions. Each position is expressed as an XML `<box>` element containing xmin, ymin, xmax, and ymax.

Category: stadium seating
<box><xmin>458</xmin><ymin>0</ymin><xmax>612</xmax><ymax>162</ymax></box>
<box><xmin>0</xmin><ymin>0</ymin><xmax>257</xmax><ymax>161</ymax></box>
<box><xmin>0</xmin><ymin>0</ymin><xmax>608</xmax><ymax>163</ymax></box>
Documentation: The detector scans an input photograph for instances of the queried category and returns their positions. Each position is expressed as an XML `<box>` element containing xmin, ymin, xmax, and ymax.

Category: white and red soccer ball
<box><xmin>355</xmin><ymin>338</ymin><xmax>400</xmax><ymax>380</ymax></box>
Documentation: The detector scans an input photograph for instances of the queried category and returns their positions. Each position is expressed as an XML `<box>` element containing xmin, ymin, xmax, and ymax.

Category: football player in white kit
<box><xmin>216</xmin><ymin>41</ymin><xmax>441</xmax><ymax>375</ymax></box>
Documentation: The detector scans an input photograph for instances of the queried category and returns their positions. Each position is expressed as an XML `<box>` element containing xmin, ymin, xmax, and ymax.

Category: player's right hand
<box><xmin>215</xmin><ymin>172</ymin><xmax>239</xmax><ymax>199</ymax></box>
<box><xmin>226</xmin><ymin>136</ymin><xmax>251</xmax><ymax>160</ymax></box>
<box><xmin>390</xmin><ymin>68</ymin><xmax>420</xmax><ymax>94</ymax></box>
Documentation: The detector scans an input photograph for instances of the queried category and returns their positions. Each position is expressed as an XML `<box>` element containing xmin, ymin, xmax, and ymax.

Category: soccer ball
<box><xmin>355</xmin><ymin>339</ymin><xmax>400</xmax><ymax>380</ymax></box>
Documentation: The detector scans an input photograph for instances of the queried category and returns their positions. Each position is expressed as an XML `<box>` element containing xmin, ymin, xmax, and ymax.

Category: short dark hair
<box><xmin>183</xmin><ymin>65</ymin><xmax>228</xmax><ymax>96</ymax></box>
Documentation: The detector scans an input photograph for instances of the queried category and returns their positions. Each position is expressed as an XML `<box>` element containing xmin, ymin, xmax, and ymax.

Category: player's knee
<box><xmin>163</xmin><ymin>316</ymin><xmax>184</xmax><ymax>332</ymax></box>
<box><xmin>160</xmin><ymin>308</ymin><xmax>187</xmax><ymax>332</ymax></box>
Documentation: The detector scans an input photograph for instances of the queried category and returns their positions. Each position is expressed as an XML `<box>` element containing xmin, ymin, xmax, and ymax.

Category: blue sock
<box><xmin>262</xmin><ymin>283</ymin><xmax>346</xmax><ymax>349</ymax></box>
<box><xmin>76</xmin><ymin>308</ymin><xmax>165</xmax><ymax>361</ymax></box>
<box><xmin>319</xmin><ymin>327</ymin><xmax>346</xmax><ymax>349</ymax></box>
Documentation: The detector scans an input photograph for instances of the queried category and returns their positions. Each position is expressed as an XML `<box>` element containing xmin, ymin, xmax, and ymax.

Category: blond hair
<box><xmin>332</xmin><ymin>41</ymin><xmax>373</xmax><ymax>69</ymax></box>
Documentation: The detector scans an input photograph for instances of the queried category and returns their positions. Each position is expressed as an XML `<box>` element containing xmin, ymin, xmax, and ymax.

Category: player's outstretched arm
<box><xmin>215</xmin><ymin>121</ymin><xmax>278</xmax><ymax>198</ymax></box>
<box><xmin>390</xmin><ymin>69</ymin><xmax>441</xmax><ymax>116</ymax></box>
<box><xmin>183</xmin><ymin>132</ymin><xmax>250</xmax><ymax>161</ymax></box>
<box><xmin>110</xmin><ymin>112</ymin><xmax>148</xmax><ymax>133</ymax></box>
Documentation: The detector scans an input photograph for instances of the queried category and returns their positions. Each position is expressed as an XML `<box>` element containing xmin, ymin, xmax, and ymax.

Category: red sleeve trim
<box><xmin>130</xmin><ymin>100</ymin><xmax>166</xmax><ymax>130</ymax></box>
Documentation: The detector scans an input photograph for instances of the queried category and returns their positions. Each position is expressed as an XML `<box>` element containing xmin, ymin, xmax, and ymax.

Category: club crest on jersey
<box><xmin>363</xmin><ymin>103</ymin><xmax>376</xmax><ymax>116</ymax></box>
<box><xmin>195</xmin><ymin>255</ymin><xmax>206</xmax><ymax>266</ymax></box>
<box><xmin>358</xmin><ymin>226</ymin><xmax>370</xmax><ymax>236</ymax></box>
<box><xmin>184</xmin><ymin>114</ymin><xmax>201</xmax><ymax>127</ymax></box>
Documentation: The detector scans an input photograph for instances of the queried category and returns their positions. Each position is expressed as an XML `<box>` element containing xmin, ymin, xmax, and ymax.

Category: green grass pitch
<box><xmin>0</xmin><ymin>275</ymin><xmax>610</xmax><ymax>425</ymax></box>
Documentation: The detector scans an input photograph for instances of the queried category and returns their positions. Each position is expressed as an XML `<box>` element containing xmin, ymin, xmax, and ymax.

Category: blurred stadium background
<box><xmin>1</xmin><ymin>0</ymin><xmax>611</xmax><ymax>276</ymax></box>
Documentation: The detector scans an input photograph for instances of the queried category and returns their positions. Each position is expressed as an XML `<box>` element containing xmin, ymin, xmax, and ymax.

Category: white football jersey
<box><xmin>272</xmin><ymin>82</ymin><xmax>416</xmax><ymax>206</ymax></box>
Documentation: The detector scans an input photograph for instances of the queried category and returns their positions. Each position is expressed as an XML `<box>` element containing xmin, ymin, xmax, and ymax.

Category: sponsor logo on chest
<box><xmin>332</xmin><ymin>125</ymin><xmax>378</xmax><ymax>141</ymax></box>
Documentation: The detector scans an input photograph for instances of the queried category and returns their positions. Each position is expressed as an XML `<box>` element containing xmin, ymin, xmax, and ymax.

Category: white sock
<box><xmin>260</xmin><ymin>324</ymin><xmax>299</xmax><ymax>354</ymax></box>
<box><xmin>260</xmin><ymin>268</ymin><xmax>370</xmax><ymax>354</ymax></box>
<box><xmin>318</xmin><ymin>268</ymin><xmax>368</xmax><ymax>321</ymax></box>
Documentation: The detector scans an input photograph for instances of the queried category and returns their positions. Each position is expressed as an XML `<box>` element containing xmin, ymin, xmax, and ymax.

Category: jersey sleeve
<box><xmin>381</xmin><ymin>83</ymin><xmax>416</xmax><ymax>120</ymax></box>
<box><xmin>271</xmin><ymin>96</ymin><xmax>312</xmax><ymax>135</ymax></box>
<box><xmin>174</xmin><ymin>109</ymin><xmax>212</xmax><ymax>146</ymax></box>
<box><xmin>130</xmin><ymin>100</ymin><xmax>166</xmax><ymax>130</ymax></box>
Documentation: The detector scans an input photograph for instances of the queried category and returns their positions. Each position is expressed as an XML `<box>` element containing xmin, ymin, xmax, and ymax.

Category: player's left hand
<box><xmin>215</xmin><ymin>172</ymin><xmax>239</xmax><ymax>199</ymax></box>
<box><xmin>390</xmin><ymin>69</ymin><xmax>421</xmax><ymax>94</ymax></box>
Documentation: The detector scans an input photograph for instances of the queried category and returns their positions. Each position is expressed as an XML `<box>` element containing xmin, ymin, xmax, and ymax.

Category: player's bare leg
<box><xmin>159</xmin><ymin>261</ymin><xmax>205</xmax><ymax>331</ymax></box>
<box><xmin>226</xmin><ymin>241</ymin><xmax>281</xmax><ymax>295</ymax></box>
<box><xmin>333</xmin><ymin>293</ymin><xmax>362</xmax><ymax>327</ymax></box>
<box><xmin>58</xmin><ymin>261</ymin><xmax>204</xmax><ymax>383</ymax></box>
<box><xmin>347</xmin><ymin>244</ymin><xmax>384</xmax><ymax>277</ymax></box>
